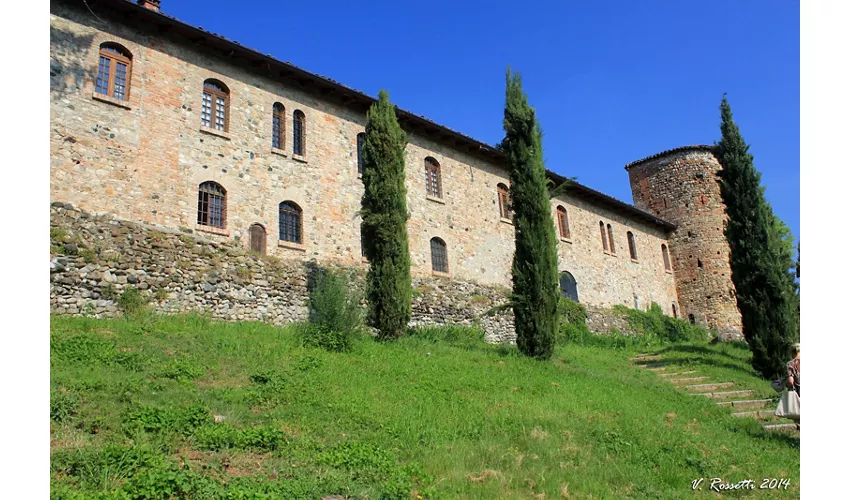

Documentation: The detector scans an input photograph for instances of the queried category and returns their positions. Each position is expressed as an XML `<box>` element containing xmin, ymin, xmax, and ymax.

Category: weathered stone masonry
<box><xmin>49</xmin><ymin>0</ymin><xmax>742</xmax><ymax>337</ymax></box>
<box><xmin>50</xmin><ymin>205</ymin><xmax>518</xmax><ymax>342</ymax></box>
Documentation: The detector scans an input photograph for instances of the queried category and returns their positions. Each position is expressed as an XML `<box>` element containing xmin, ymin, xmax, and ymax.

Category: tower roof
<box><xmin>624</xmin><ymin>145</ymin><xmax>716</xmax><ymax>171</ymax></box>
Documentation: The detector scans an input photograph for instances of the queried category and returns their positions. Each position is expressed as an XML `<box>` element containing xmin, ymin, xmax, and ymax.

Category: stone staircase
<box><xmin>631</xmin><ymin>353</ymin><xmax>799</xmax><ymax>435</ymax></box>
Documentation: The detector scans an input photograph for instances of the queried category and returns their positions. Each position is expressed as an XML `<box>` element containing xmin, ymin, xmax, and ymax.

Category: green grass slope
<box><xmin>50</xmin><ymin>315</ymin><xmax>799</xmax><ymax>499</ymax></box>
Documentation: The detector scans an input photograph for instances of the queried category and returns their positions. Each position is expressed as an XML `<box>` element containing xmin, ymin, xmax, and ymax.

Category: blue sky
<box><xmin>165</xmin><ymin>0</ymin><xmax>800</xmax><ymax>242</ymax></box>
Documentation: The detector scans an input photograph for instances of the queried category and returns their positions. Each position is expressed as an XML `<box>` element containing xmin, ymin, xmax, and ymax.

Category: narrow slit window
<box><xmin>279</xmin><ymin>201</ymin><xmax>303</xmax><ymax>244</ymax></box>
<box><xmin>672</xmin><ymin>303</ymin><xmax>678</xmax><ymax>318</ymax></box>
<box><xmin>197</xmin><ymin>181</ymin><xmax>227</xmax><ymax>229</ymax></box>
<box><xmin>607</xmin><ymin>224</ymin><xmax>616</xmax><ymax>254</ymax></box>
<box><xmin>201</xmin><ymin>79</ymin><xmax>229</xmax><ymax>131</ymax></box>
<box><xmin>662</xmin><ymin>244</ymin><xmax>671</xmax><ymax>271</ymax></box>
<box><xmin>557</xmin><ymin>206</ymin><xmax>570</xmax><ymax>239</ymax></box>
<box><xmin>357</xmin><ymin>133</ymin><xmax>365</xmax><ymax>175</ymax></box>
<box><xmin>95</xmin><ymin>43</ymin><xmax>132</xmax><ymax>101</ymax></box>
<box><xmin>599</xmin><ymin>221</ymin><xmax>608</xmax><ymax>252</ymax></box>
<box><xmin>430</xmin><ymin>237</ymin><xmax>448</xmax><ymax>273</ymax></box>
<box><xmin>627</xmin><ymin>231</ymin><xmax>638</xmax><ymax>260</ymax></box>
<box><xmin>293</xmin><ymin>110</ymin><xmax>305</xmax><ymax>156</ymax></box>
<box><xmin>272</xmin><ymin>102</ymin><xmax>284</xmax><ymax>149</ymax></box>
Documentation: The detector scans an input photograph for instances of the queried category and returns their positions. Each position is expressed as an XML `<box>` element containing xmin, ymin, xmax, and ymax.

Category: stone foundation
<box><xmin>49</xmin><ymin>204</ymin><xmax>516</xmax><ymax>342</ymax></box>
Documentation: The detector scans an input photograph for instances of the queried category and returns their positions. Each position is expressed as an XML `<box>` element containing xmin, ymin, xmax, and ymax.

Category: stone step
<box><xmin>692</xmin><ymin>390</ymin><xmax>754</xmax><ymax>400</ymax></box>
<box><xmin>716</xmin><ymin>399</ymin><xmax>772</xmax><ymax>409</ymax></box>
<box><xmin>731</xmin><ymin>410</ymin><xmax>786</xmax><ymax>420</ymax></box>
<box><xmin>681</xmin><ymin>382</ymin><xmax>735</xmax><ymax>392</ymax></box>
<box><xmin>631</xmin><ymin>355</ymin><xmax>663</xmax><ymax>362</ymax></box>
<box><xmin>659</xmin><ymin>370</ymin><xmax>697</xmax><ymax>378</ymax></box>
<box><xmin>764</xmin><ymin>423</ymin><xmax>798</xmax><ymax>433</ymax></box>
<box><xmin>668</xmin><ymin>376</ymin><xmax>710</xmax><ymax>384</ymax></box>
<box><xmin>643</xmin><ymin>363</ymin><xmax>669</xmax><ymax>370</ymax></box>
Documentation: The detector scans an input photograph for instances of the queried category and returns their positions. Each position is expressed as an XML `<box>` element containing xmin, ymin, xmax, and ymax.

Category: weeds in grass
<box><xmin>50</xmin><ymin>227</ymin><xmax>68</xmax><ymax>243</ymax></box>
<box><xmin>118</xmin><ymin>287</ymin><xmax>151</xmax><ymax>316</ymax></box>
<box><xmin>300</xmin><ymin>268</ymin><xmax>364</xmax><ymax>352</ymax></box>
<box><xmin>50</xmin><ymin>389</ymin><xmax>79</xmax><ymax>423</ymax></box>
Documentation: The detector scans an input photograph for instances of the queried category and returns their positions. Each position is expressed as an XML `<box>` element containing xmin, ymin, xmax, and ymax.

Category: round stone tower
<box><xmin>626</xmin><ymin>146</ymin><xmax>743</xmax><ymax>341</ymax></box>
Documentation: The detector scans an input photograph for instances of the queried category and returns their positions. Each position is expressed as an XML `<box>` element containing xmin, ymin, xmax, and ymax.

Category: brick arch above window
<box><xmin>425</xmin><ymin>157</ymin><xmax>442</xmax><ymax>198</ymax></box>
<box><xmin>95</xmin><ymin>42</ymin><xmax>133</xmax><ymax>101</ymax></box>
<box><xmin>201</xmin><ymin>79</ymin><xmax>229</xmax><ymax>132</ymax></box>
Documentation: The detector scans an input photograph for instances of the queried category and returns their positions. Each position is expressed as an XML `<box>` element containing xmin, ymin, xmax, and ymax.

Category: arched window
<box><xmin>272</xmin><ymin>102</ymin><xmax>285</xmax><ymax>149</ymax></box>
<box><xmin>95</xmin><ymin>43</ymin><xmax>132</xmax><ymax>101</ymax></box>
<box><xmin>430</xmin><ymin>237</ymin><xmax>448</xmax><ymax>273</ymax></box>
<box><xmin>627</xmin><ymin>231</ymin><xmax>638</xmax><ymax>260</ymax></box>
<box><xmin>599</xmin><ymin>221</ymin><xmax>608</xmax><ymax>251</ymax></box>
<box><xmin>497</xmin><ymin>183</ymin><xmax>512</xmax><ymax>219</ymax></box>
<box><xmin>357</xmin><ymin>133</ymin><xmax>366</xmax><ymax>175</ymax></box>
<box><xmin>559</xmin><ymin>271</ymin><xmax>579</xmax><ymax>302</ymax></box>
<box><xmin>249</xmin><ymin>223</ymin><xmax>267</xmax><ymax>255</ymax></box>
<box><xmin>293</xmin><ymin>110</ymin><xmax>306</xmax><ymax>156</ymax></box>
<box><xmin>556</xmin><ymin>206</ymin><xmax>570</xmax><ymax>239</ymax></box>
<box><xmin>197</xmin><ymin>181</ymin><xmax>226</xmax><ymax>229</ymax></box>
<box><xmin>672</xmin><ymin>303</ymin><xmax>678</xmax><ymax>318</ymax></box>
<box><xmin>279</xmin><ymin>201</ymin><xmax>302</xmax><ymax>244</ymax></box>
<box><xmin>201</xmin><ymin>79</ymin><xmax>229</xmax><ymax>131</ymax></box>
<box><xmin>607</xmin><ymin>224</ymin><xmax>616</xmax><ymax>254</ymax></box>
<box><xmin>425</xmin><ymin>157</ymin><xmax>442</xmax><ymax>198</ymax></box>
<box><xmin>662</xmin><ymin>244</ymin><xmax>671</xmax><ymax>271</ymax></box>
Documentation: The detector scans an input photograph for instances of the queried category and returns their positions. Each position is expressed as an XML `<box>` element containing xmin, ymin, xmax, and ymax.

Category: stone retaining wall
<box><xmin>49</xmin><ymin>204</ymin><xmax>516</xmax><ymax>342</ymax></box>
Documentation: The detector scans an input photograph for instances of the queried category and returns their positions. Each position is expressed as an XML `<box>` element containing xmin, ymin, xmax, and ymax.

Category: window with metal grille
<box><xmin>430</xmin><ymin>237</ymin><xmax>448</xmax><ymax>273</ymax></box>
<box><xmin>662</xmin><ymin>244</ymin><xmax>671</xmax><ymax>271</ymax></box>
<box><xmin>599</xmin><ymin>221</ymin><xmax>608</xmax><ymax>252</ymax></box>
<box><xmin>197</xmin><ymin>182</ymin><xmax>226</xmax><ymax>228</ymax></box>
<box><xmin>95</xmin><ymin>43</ymin><xmax>132</xmax><ymax>101</ymax></box>
<box><xmin>357</xmin><ymin>133</ymin><xmax>365</xmax><ymax>175</ymax></box>
<box><xmin>627</xmin><ymin>231</ymin><xmax>638</xmax><ymax>260</ymax></box>
<box><xmin>497</xmin><ymin>184</ymin><xmax>512</xmax><ymax>219</ymax></box>
<box><xmin>249</xmin><ymin>223</ymin><xmax>267</xmax><ymax>255</ymax></box>
<box><xmin>607</xmin><ymin>224</ymin><xmax>616</xmax><ymax>254</ymax></box>
<box><xmin>559</xmin><ymin>271</ymin><xmax>579</xmax><ymax>302</ymax></box>
<box><xmin>293</xmin><ymin>110</ymin><xmax>305</xmax><ymax>156</ymax></box>
<box><xmin>279</xmin><ymin>201</ymin><xmax>302</xmax><ymax>244</ymax></box>
<box><xmin>201</xmin><ymin>79</ymin><xmax>229</xmax><ymax>131</ymax></box>
<box><xmin>425</xmin><ymin>157</ymin><xmax>442</xmax><ymax>198</ymax></box>
<box><xmin>272</xmin><ymin>102</ymin><xmax>284</xmax><ymax>149</ymax></box>
<box><xmin>557</xmin><ymin>206</ymin><xmax>570</xmax><ymax>239</ymax></box>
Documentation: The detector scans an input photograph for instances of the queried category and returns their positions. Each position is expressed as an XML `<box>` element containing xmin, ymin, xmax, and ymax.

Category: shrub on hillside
<box><xmin>614</xmin><ymin>303</ymin><xmax>708</xmax><ymax>343</ymax></box>
<box><xmin>301</xmin><ymin>268</ymin><xmax>363</xmax><ymax>352</ymax></box>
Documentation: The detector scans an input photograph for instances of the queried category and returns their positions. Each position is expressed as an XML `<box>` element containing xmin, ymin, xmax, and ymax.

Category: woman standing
<box><xmin>785</xmin><ymin>343</ymin><xmax>800</xmax><ymax>430</ymax></box>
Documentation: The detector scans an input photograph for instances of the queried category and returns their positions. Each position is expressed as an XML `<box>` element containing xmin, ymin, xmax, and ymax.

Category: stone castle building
<box><xmin>49</xmin><ymin>0</ymin><xmax>743</xmax><ymax>340</ymax></box>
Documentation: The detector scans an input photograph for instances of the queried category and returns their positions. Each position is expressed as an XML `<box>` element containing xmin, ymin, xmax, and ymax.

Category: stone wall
<box><xmin>627</xmin><ymin>148</ymin><xmax>743</xmax><ymax>340</ymax></box>
<box><xmin>49</xmin><ymin>2</ymin><xmax>679</xmax><ymax>317</ymax></box>
<box><xmin>49</xmin><ymin>205</ymin><xmax>516</xmax><ymax>343</ymax></box>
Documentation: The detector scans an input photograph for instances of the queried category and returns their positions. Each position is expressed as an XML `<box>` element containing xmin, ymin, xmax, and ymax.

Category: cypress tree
<box><xmin>501</xmin><ymin>70</ymin><xmax>559</xmax><ymax>360</ymax></box>
<box><xmin>360</xmin><ymin>90</ymin><xmax>412</xmax><ymax>340</ymax></box>
<box><xmin>716</xmin><ymin>95</ymin><xmax>797</xmax><ymax>378</ymax></box>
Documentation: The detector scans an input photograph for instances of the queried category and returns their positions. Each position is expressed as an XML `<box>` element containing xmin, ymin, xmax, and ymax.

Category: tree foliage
<box><xmin>716</xmin><ymin>95</ymin><xmax>798</xmax><ymax>378</ymax></box>
<box><xmin>501</xmin><ymin>70</ymin><xmax>559</xmax><ymax>360</ymax></box>
<box><xmin>359</xmin><ymin>90</ymin><xmax>412</xmax><ymax>340</ymax></box>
